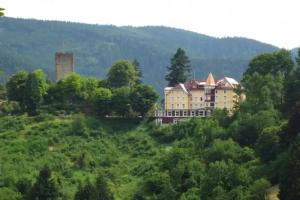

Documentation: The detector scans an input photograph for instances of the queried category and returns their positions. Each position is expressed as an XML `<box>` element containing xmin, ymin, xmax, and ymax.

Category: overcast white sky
<box><xmin>1</xmin><ymin>0</ymin><xmax>299</xmax><ymax>49</ymax></box>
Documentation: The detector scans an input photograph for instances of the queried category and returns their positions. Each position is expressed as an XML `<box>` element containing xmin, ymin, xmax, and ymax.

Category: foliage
<box><xmin>0</xmin><ymin>8</ymin><xmax>4</xmax><ymax>16</ymax></box>
<box><xmin>23</xmin><ymin>69</ymin><xmax>48</xmax><ymax>114</ymax></box>
<box><xmin>25</xmin><ymin>166</ymin><xmax>60</xmax><ymax>200</ymax></box>
<box><xmin>256</xmin><ymin>126</ymin><xmax>281</xmax><ymax>162</ymax></box>
<box><xmin>111</xmin><ymin>87</ymin><xmax>131</xmax><ymax>116</ymax></box>
<box><xmin>165</xmin><ymin>48</ymin><xmax>191</xmax><ymax>86</ymax></box>
<box><xmin>279</xmin><ymin>136</ymin><xmax>300</xmax><ymax>200</ymax></box>
<box><xmin>106</xmin><ymin>60</ymin><xmax>138</xmax><ymax>88</ymax></box>
<box><xmin>1</xmin><ymin>45</ymin><xmax>300</xmax><ymax>200</ymax></box>
<box><xmin>93</xmin><ymin>87</ymin><xmax>112</xmax><ymax>116</ymax></box>
<box><xmin>130</xmin><ymin>84</ymin><xmax>159</xmax><ymax>117</ymax></box>
<box><xmin>244</xmin><ymin>49</ymin><xmax>294</xmax><ymax>77</ymax></box>
<box><xmin>74</xmin><ymin>175</ymin><xmax>114</xmax><ymax>200</ymax></box>
<box><xmin>6</xmin><ymin>70</ymin><xmax>28</xmax><ymax>105</ymax></box>
<box><xmin>0</xmin><ymin>17</ymin><xmax>278</xmax><ymax>93</ymax></box>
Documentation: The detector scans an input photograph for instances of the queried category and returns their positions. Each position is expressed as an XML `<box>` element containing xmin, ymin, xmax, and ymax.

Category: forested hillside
<box><xmin>0</xmin><ymin>17</ymin><xmax>278</xmax><ymax>92</ymax></box>
<box><xmin>1</xmin><ymin>48</ymin><xmax>300</xmax><ymax>199</ymax></box>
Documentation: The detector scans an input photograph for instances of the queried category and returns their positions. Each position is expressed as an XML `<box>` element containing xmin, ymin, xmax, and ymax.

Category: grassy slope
<box><xmin>0</xmin><ymin>114</ymin><xmax>162</xmax><ymax>199</ymax></box>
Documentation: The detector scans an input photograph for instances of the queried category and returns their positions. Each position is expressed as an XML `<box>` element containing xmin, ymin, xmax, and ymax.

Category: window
<box><xmin>177</xmin><ymin>97</ymin><xmax>180</xmax><ymax>100</ymax></box>
<box><xmin>171</xmin><ymin>104</ymin><xmax>174</xmax><ymax>109</ymax></box>
<box><xmin>182</xmin><ymin>104</ymin><xmax>185</xmax><ymax>109</ymax></box>
<box><xmin>183</xmin><ymin>111</ymin><xmax>187</xmax><ymax>116</ymax></box>
<box><xmin>190</xmin><ymin>104</ymin><xmax>192</xmax><ymax>108</ymax></box>
<box><xmin>224</xmin><ymin>90</ymin><xmax>226</xmax><ymax>93</ymax></box>
<box><xmin>175</xmin><ymin>111</ymin><xmax>179</xmax><ymax>116</ymax></box>
<box><xmin>199</xmin><ymin>110</ymin><xmax>204</xmax><ymax>116</ymax></box>
<box><xmin>215</xmin><ymin>90</ymin><xmax>218</xmax><ymax>93</ymax></box>
<box><xmin>191</xmin><ymin>111</ymin><xmax>195</xmax><ymax>116</ymax></box>
<box><xmin>177</xmin><ymin>104</ymin><xmax>179</xmax><ymax>108</ymax></box>
<box><xmin>200</xmin><ymin>97</ymin><xmax>203</xmax><ymax>101</ymax></box>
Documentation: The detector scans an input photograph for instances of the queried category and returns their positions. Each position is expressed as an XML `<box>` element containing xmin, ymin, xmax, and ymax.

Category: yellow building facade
<box><xmin>164</xmin><ymin>73</ymin><xmax>240</xmax><ymax>112</ymax></box>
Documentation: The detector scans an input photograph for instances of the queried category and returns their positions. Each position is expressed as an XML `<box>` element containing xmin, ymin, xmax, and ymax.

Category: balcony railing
<box><xmin>154</xmin><ymin>109</ymin><xmax>211</xmax><ymax>118</ymax></box>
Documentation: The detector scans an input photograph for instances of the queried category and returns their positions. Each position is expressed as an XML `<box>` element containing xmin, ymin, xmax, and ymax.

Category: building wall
<box><xmin>55</xmin><ymin>52</ymin><xmax>74</xmax><ymax>81</ymax></box>
<box><xmin>188</xmin><ymin>90</ymin><xmax>205</xmax><ymax>109</ymax></box>
<box><xmin>165</xmin><ymin>89</ymin><xmax>189</xmax><ymax>110</ymax></box>
<box><xmin>214</xmin><ymin>89</ymin><xmax>237</xmax><ymax>110</ymax></box>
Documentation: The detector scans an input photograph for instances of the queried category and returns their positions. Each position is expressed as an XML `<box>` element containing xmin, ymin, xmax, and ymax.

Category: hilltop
<box><xmin>0</xmin><ymin>17</ymin><xmax>278</xmax><ymax>92</ymax></box>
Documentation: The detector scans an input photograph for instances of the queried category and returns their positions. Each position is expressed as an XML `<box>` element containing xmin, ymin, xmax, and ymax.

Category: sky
<box><xmin>1</xmin><ymin>0</ymin><xmax>299</xmax><ymax>49</ymax></box>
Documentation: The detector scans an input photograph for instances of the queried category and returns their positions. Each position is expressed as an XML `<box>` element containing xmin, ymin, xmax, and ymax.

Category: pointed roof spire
<box><xmin>206</xmin><ymin>72</ymin><xmax>215</xmax><ymax>85</ymax></box>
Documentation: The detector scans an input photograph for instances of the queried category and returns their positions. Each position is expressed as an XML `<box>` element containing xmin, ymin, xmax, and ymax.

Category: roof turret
<box><xmin>206</xmin><ymin>72</ymin><xmax>215</xmax><ymax>85</ymax></box>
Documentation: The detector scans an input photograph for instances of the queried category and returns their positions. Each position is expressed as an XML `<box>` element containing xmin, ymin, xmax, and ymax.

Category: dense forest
<box><xmin>0</xmin><ymin>47</ymin><xmax>300</xmax><ymax>199</ymax></box>
<box><xmin>0</xmin><ymin>17</ymin><xmax>279</xmax><ymax>93</ymax></box>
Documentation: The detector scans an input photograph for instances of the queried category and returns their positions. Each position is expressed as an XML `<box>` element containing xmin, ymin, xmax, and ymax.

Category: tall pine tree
<box><xmin>132</xmin><ymin>59</ymin><xmax>143</xmax><ymax>84</ymax></box>
<box><xmin>26</xmin><ymin>166</ymin><xmax>59</xmax><ymax>200</ymax></box>
<box><xmin>165</xmin><ymin>48</ymin><xmax>191</xmax><ymax>86</ymax></box>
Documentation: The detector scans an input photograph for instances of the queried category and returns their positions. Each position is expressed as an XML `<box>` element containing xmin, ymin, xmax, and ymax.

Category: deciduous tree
<box><xmin>107</xmin><ymin>60</ymin><xmax>138</xmax><ymax>88</ymax></box>
<box><xmin>6</xmin><ymin>71</ymin><xmax>28</xmax><ymax>105</ymax></box>
<box><xmin>130</xmin><ymin>84</ymin><xmax>158</xmax><ymax>117</ymax></box>
<box><xmin>279</xmin><ymin>136</ymin><xmax>300</xmax><ymax>200</ymax></box>
<box><xmin>23</xmin><ymin>70</ymin><xmax>48</xmax><ymax>114</ymax></box>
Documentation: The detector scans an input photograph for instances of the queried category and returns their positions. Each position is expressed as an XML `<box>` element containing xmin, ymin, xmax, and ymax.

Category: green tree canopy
<box><xmin>26</xmin><ymin>166</ymin><xmax>59</xmax><ymax>200</ymax></box>
<box><xmin>244</xmin><ymin>49</ymin><xmax>294</xmax><ymax>77</ymax></box>
<box><xmin>279</xmin><ymin>136</ymin><xmax>300</xmax><ymax>200</ymax></box>
<box><xmin>296</xmin><ymin>48</ymin><xmax>300</xmax><ymax>67</ymax></box>
<box><xmin>74</xmin><ymin>175</ymin><xmax>114</xmax><ymax>200</ymax></box>
<box><xmin>23</xmin><ymin>69</ymin><xmax>48</xmax><ymax>114</ymax></box>
<box><xmin>6</xmin><ymin>70</ymin><xmax>28</xmax><ymax>104</ymax></box>
<box><xmin>106</xmin><ymin>60</ymin><xmax>138</xmax><ymax>88</ymax></box>
<box><xmin>130</xmin><ymin>84</ymin><xmax>158</xmax><ymax>117</ymax></box>
<box><xmin>111</xmin><ymin>87</ymin><xmax>131</xmax><ymax>116</ymax></box>
<box><xmin>93</xmin><ymin>87</ymin><xmax>112</xmax><ymax>116</ymax></box>
<box><xmin>132</xmin><ymin>59</ymin><xmax>143</xmax><ymax>84</ymax></box>
<box><xmin>165</xmin><ymin>48</ymin><xmax>191</xmax><ymax>86</ymax></box>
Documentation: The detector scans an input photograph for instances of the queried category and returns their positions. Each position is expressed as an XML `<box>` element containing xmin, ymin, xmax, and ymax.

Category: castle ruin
<box><xmin>55</xmin><ymin>52</ymin><xmax>74</xmax><ymax>81</ymax></box>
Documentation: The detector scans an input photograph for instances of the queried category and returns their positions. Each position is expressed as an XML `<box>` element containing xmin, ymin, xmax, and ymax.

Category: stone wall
<box><xmin>55</xmin><ymin>52</ymin><xmax>74</xmax><ymax>81</ymax></box>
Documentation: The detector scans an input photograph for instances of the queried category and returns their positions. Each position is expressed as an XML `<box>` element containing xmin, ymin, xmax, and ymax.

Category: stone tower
<box><xmin>55</xmin><ymin>52</ymin><xmax>74</xmax><ymax>81</ymax></box>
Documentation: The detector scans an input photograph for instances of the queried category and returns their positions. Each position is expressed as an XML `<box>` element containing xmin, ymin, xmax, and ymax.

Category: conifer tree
<box><xmin>74</xmin><ymin>175</ymin><xmax>114</xmax><ymax>200</ymax></box>
<box><xmin>26</xmin><ymin>166</ymin><xmax>59</xmax><ymax>200</ymax></box>
<box><xmin>132</xmin><ymin>59</ymin><xmax>143</xmax><ymax>84</ymax></box>
<box><xmin>165</xmin><ymin>48</ymin><xmax>191</xmax><ymax>86</ymax></box>
<box><xmin>74</xmin><ymin>181</ymin><xmax>96</xmax><ymax>200</ymax></box>
<box><xmin>94</xmin><ymin>175</ymin><xmax>114</xmax><ymax>200</ymax></box>
<box><xmin>296</xmin><ymin>48</ymin><xmax>300</xmax><ymax>67</ymax></box>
